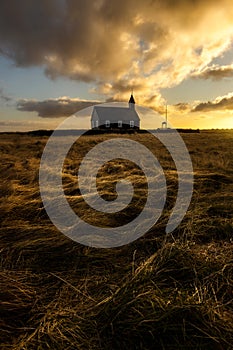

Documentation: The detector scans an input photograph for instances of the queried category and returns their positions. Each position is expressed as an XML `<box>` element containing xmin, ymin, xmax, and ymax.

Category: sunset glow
<box><xmin>0</xmin><ymin>0</ymin><xmax>233</xmax><ymax>130</ymax></box>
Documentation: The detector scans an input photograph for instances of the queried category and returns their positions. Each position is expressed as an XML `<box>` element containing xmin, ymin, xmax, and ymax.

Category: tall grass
<box><xmin>0</xmin><ymin>131</ymin><xmax>232</xmax><ymax>349</ymax></box>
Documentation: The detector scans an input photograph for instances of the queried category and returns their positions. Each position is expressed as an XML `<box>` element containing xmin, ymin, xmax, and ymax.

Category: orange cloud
<box><xmin>1</xmin><ymin>0</ymin><xmax>233</xmax><ymax>110</ymax></box>
<box><xmin>193</xmin><ymin>64</ymin><xmax>233</xmax><ymax>80</ymax></box>
<box><xmin>192</xmin><ymin>93</ymin><xmax>233</xmax><ymax>112</ymax></box>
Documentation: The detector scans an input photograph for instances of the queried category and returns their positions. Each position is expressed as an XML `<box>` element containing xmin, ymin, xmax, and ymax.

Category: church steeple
<box><xmin>129</xmin><ymin>93</ymin><xmax>135</xmax><ymax>109</ymax></box>
<box><xmin>129</xmin><ymin>94</ymin><xmax>135</xmax><ymax>104</ymax></box>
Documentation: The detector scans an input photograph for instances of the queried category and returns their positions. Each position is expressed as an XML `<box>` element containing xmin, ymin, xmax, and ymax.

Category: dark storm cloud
<box><xmin>194</xmin><ymin>64</ymin><xmax>233</xmax><ymax>80</ymax></box>
<box><xmin>0</xmin><ymin>0</ymin><xmax>142</xmax><ymax>82</ymax></box>
<box><xmin>17</xmin><ymin>97</ymin><xmax>99</xmax><ymax>118</ymax></box>
<box><xmin>192</xmin><ymin>94</ymin><xmax>233</xmax><ymax>112</ymax></box>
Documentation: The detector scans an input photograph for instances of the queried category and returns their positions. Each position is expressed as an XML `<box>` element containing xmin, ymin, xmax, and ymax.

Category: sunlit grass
<box><xmin>0</xmin><ymin>130</ymin><xmax>233</xmax><ymax>349</ymax></box>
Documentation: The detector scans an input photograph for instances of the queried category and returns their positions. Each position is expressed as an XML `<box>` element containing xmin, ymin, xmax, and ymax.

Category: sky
<box><xmin>0</xmin><ymin>0</ymin><xmax>233</xmax><ymax>131</ymax></box>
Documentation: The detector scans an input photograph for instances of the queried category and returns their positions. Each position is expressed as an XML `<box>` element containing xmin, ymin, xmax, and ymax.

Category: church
<box><xmin>91</xmin><ymin>94</ymin><xmax>140</xmax><ymax>130</ymax></box>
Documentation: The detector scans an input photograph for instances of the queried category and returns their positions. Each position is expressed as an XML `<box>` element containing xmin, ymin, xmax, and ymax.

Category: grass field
<box><xmin>0</xmin><ymin>130</ymin><xmax>233</xmax><ymax>349</ymax></box>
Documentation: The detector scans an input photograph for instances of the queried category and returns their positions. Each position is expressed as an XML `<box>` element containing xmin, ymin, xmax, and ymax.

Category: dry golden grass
<box><xmin>0</xmin><ymin>130</ymin><xmax>233</xmax><ymax>349</ymax></box>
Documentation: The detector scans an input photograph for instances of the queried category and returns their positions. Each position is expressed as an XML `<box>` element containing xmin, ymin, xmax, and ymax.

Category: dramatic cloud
<box><xmin>193</xmin><ymin>64</ymin><xmax>233</xmax><ymax>80</ymax></box>
<box><xmin>1</xmin><ymin>0</ymin><xmax>233</xmax><ymax>106</ymax></box>
<box><xmin>174</xmin><ymin>103</ymin><xmax>190</xmax><ymax>112</ymax></box>
<box><xmin>193</xmin><ymin>93</ymin><xmax>233</xmax><ymax>112</ymax></box>
<box><xmin>17</xmin><ymin>97</ymin><xmax>99</xmax><ymax>118</ymax></box>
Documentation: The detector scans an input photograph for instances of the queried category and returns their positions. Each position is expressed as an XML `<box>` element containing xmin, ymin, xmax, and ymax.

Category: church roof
<box><xmin>93</xmin><ymin>106</ymin><xmax>139</xmax><ymax>124</ymax></box>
